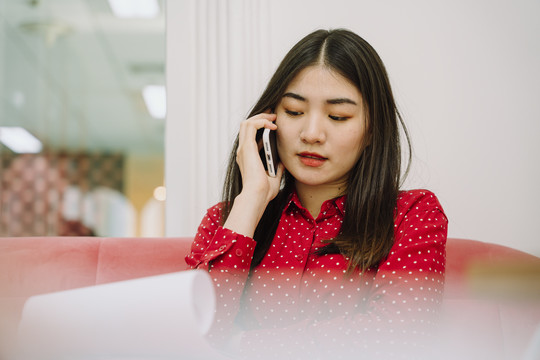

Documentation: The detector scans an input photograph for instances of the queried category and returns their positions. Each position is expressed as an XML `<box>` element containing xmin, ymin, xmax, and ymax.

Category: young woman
<box><xmin>186</xmin><ymin>28</ymin><xmax>447</xmax><ymax>359</ymax></box>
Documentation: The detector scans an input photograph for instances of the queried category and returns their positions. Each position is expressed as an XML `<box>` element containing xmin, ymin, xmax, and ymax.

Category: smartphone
<box><xmin>262</xmin><ymin>128</ymin><xmax>279</xmax><ymax>177</ymax></box>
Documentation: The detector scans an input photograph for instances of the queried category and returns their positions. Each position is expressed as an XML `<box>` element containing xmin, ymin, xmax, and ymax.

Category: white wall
<box><xmin>166</xmin><ymin>0</ymin><xmax>540</xmax><ymax>256</ymax></box>
<box><xmin>165</xmin><ymin>0</ymin><xmax>272</xmax><ymax>236</ymax></box>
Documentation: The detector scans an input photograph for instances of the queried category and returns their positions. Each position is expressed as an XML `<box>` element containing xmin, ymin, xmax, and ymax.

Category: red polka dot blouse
<box><xmin>186</xmin><ymin>189</ymin><xmax>448</xmax><ymax>358</ymax></box>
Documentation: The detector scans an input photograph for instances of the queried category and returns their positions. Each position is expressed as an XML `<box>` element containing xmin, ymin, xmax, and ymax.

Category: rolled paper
<box><xmin>16</xmin><ymin>270</ymin><xmax>217</xmax><ymax>359</ymax></box>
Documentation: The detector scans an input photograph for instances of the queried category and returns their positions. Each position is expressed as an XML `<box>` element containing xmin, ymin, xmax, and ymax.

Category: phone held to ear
<box><xmin>262</xmin><ymin>128</ymin><xmax>279</xmax><ymax>177</ymax></box>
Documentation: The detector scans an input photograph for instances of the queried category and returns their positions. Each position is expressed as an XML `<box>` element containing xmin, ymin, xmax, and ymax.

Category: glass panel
<box><xmin>0</xmin><ymin>0</ymin><xmax>165</xmax><ymax>237</ymax></box>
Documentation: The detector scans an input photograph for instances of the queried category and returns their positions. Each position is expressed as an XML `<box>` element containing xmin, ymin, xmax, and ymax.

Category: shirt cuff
<box><xmin>198</xmin><ymin>226</ymin><xmax>256</xmax><ymax>270</ymax></box>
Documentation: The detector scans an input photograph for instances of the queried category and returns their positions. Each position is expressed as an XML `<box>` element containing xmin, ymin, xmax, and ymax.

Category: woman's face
<box><xmin>275</xmin><ymin>65</ymin><xmax>368</xmax><ymax>191</ymax></box>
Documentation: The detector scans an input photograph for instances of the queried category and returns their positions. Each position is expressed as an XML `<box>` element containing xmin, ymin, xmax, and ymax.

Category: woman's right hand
<box><xmin>236</xmin><ymin>113</ymin><xmax>284</xmax><ymax>204</ymax></box>
<box><xmin>223</xmin><ymin>113</ymin><xmax>285</xmax><ymax>238</ymax></box>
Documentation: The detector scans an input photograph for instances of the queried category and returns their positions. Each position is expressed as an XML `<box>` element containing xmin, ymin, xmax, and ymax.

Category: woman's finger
<box><xmin>237</xmin><ymin>113</ymin><xmax>277</xmax><ymax>159</ymax></box>
<box><xmin>238</xmin><ymin>114</ymin><xmax>277</xmax><ymax>141</ymax></box>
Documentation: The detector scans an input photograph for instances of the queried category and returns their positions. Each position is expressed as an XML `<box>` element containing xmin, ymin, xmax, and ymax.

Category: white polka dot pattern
<box><xmin>185</xmin><ymin>189</ymin><xmax>448</xmax><ymax>358</ymax></box>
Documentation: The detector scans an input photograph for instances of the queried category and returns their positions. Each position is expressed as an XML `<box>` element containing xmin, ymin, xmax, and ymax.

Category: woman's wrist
<box><xmin>223</xmin><ymin>191</ymin><xmax>268</xmax><ymax>238</ymax></box>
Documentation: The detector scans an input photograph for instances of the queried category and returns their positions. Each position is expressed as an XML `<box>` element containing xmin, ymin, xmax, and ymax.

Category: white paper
<box><xmin>16</xmin><ymin>270</ymin><xmax>222</xmax><ymax>359</ymax></box>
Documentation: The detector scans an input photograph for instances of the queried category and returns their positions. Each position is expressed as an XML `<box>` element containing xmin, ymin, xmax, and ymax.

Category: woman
<box><xmin>187</xmin><ymin>28</ymin><xmax>447</xmax><ymax>359</ymax></box>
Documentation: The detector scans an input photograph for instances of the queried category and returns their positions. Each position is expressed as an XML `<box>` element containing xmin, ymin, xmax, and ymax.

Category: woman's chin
<box><xmin>292</xmin><ymin>174</ymin><xmax>333</xmax><ymax>188</ymax></box>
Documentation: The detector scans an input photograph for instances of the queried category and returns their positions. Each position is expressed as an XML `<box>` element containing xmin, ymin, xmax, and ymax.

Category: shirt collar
<box><xmin>334</xmin><ymin>195</ymin><xmax>346</xmax><ymax>215</ymax></box>
<box><xmin>285</xmin><ymin>190</ymin><xmax>346</xmax><ymax>217</ymax></box>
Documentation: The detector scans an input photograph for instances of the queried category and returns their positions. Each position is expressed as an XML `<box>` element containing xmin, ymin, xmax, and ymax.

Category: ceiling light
<box><xmin>142</xmin><ymin>85</ymin><xmax>166</xmax><ymax>119</ymax></box>
<box><xmin>108</xmin><ymin>0</ymin><xmax>160</xmax><ymax>19</ymax></box>
<box><xmin>0</xmin><ymin>127</ymin><xmax>43</xmax><ymax>154</ymax></box>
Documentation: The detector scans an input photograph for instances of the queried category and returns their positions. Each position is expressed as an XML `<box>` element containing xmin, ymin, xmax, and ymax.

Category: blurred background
<box><xmin>0</xmin><ymin>0</ymin><xmax>165</xmax><ymax>237</ymax></box>
<box><xmin>2</xmin><ymin>0</ymin><xmax>539</xmax><ymax>257</ymax></box>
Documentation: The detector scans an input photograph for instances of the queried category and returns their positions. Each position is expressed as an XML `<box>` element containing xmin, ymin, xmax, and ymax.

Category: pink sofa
<box><xmin>1</xmin><ymin>237</ymin><xmax>539</xmax><ymax>359</ymax></box>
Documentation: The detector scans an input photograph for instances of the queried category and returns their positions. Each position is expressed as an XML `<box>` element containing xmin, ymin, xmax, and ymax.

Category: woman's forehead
<box><xmin>283</xmin><ymin>65</ymin><xmax>361</xmax><ymax>104</ymax></box>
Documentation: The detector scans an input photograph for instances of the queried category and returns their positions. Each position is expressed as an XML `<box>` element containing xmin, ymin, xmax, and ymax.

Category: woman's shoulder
<box><xmin>396</xmin><ymin>189</ymin><xmax>444</xmax><ymax>213</ymax></box>
<box><xmin>392</xmin><ymin>189</ymin><xmax>448</xmax><ymax>252</ymax></box>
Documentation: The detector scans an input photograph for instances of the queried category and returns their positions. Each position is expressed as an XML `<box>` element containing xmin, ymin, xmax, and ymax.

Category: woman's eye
<box><xmin>329</xmin><ymin>115</ymin><xmax>349</xmax><ymax>121</ymax></box>
<box><xmin>285</xmin><ymin>110</ymin><xmax>303</xmax><ymax>116</ymax></box>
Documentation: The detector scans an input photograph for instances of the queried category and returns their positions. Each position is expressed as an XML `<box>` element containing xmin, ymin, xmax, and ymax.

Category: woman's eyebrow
<box><xmin>282</xmin><ymin>92</ymin><xmax>357</xmax><ymax>106</ymax></box>
<box><xmin>327</xmin><ymin>98</ymin><xmax>357</xmax><ymax>105</ymax></box>
<box><xmin>282</xmin><ymin>92</ymin><xmax>306</xmax><ymax>102</ymax></box>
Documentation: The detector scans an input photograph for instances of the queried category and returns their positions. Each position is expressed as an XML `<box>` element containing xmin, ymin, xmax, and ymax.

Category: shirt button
<box><xmin>286</xmin><ymin>297</ymin><xmax>294</xmax><ymax>305</ymax></box>
<box><xmin>295</xmin><ymin>254</ymin><xmax>303</xmax><ymax>262</ymax></box>
<box><xmin>235</xmin><ymin>249</ymin><xmax>243</xmax><ymax>256</ymax></box>
<box><xmin>218</xmin><ymin>245</ymin><xmax>227</xmax><ymax>251</ymax></box>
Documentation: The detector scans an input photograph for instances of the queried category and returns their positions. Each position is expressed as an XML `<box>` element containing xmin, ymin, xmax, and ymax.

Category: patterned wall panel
<box><xmin>0</xmin><ymin>152</ymin><xmax>124</xmax><ymax>237</ymax></box>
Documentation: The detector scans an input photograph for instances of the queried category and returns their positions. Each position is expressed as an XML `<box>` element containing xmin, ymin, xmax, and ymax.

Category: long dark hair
<box><xmin>221</xmin><ymin>29</ymin><xmax>411</xmax><ymax>272</ymax></box>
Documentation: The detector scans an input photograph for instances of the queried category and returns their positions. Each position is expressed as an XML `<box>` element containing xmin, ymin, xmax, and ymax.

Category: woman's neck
<box><xmin>295</xmin><ymin>181</ymin><xmax>346</xmax><ymax>219</ymax></box>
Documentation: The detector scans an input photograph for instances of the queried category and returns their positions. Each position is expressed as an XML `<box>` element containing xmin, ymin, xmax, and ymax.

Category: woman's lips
<box><xmin>298</xmin><ymin>152</ymin><xmax>327</xmax><ymax>167</ymax></box>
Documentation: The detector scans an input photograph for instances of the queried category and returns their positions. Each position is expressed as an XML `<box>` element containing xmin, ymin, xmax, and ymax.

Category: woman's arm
<box><xmin>185</xmin><ymin>113</ymin><xmax>285</xmax><ymax>349</ymax></box>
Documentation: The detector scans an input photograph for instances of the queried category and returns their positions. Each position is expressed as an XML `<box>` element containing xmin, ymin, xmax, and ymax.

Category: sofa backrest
<box><xmin>0</xmin><ymin>237</ymin><xmax>192</xmax><ymax>298</ymax></box>
<box><xmin>2</xmin><ymin>236</ymin><xmax>539</xmax><ymax>299</ymax></box>
<box><xmin>445</xmin><ymin>238</ymin><xmax>540</xmax><ymax>299</ymax></box>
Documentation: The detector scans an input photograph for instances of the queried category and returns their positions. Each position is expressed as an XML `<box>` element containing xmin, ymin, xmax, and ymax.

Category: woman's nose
<box><xmin>300</xmin><ymin>115</ymin><xmax>326</xmax><ymax>144</ymax></box>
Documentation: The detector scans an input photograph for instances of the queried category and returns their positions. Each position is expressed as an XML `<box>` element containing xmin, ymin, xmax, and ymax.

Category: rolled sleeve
<box><xmin>199</xmin><ymin>226</ymin><xmax>256</xmax><ymax>271</ymax></box>
<box><xmin>185</xmin><ymin>204</ymin><xmax>256</xmax><ymax>271</ymax></box>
